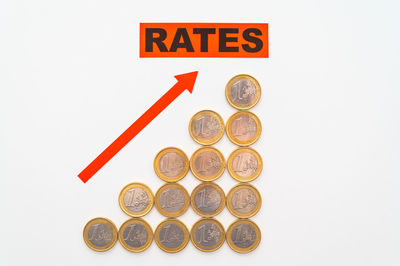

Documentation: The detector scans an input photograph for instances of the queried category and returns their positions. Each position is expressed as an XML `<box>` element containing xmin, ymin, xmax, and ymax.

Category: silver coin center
<box><xmin>122</xmin><ymin>223</ymin><xmax>149</xmax><ymax>248</ymax></box>
<box><xmin>194</xmin><ymin>223</ymin><xmax>221</xmax><ymax>247</ymax></box>
<box><xmin>194</xmin><ymin>151</ymin><xmax>221</xmax><ymax>177</ymax></box>
<box><xmin>231</xmin><ymin>224</ymin><xmax>257</xmax><ymax>248</ymax></box>
<box><xmin>231</xmin><ymin>188</ymin><xmax>257</xmax><ymax>214</ymax></box>
<box><xmin>123</xmin><ymin>188</ymin><xmax>149</xmax><ymax>212</ymax></box>
<box><xmin>194</xmin><ymin>186</ymin><xmax>221</xmax><ymax>213</ymax></box>
<box><xmin>232</xmin><ymin>152</ymin><xmax>258</xmax><ymax>177</ymax></box>
<box><xmin>230</xmin><ymin>79</ymin><xmax>256</xmax><ymax>105</ymax></box>
<box><xmin>159</xmin><ymin>152</ymin><xmax>185</xmax><ymax>177</ymax></box>
<box><xmin>87</xmin><ymin>222</ymin><xmax>113</xmax><ymax>247</ymax></box>
<box><xmin>159</xmin><ymin>188</ymin><xmax>185</xmax><ymax>213</ymax></box>
<box><xmin>159</xmin><ymin>224</ymin><xmax>185</xmax><ymax>249</ymax></box>
<box><xmin>230</xmin><ymin>115</ymin><xmax>257</xmax><ymax>142</ymax></box>
<box><xmin>192</xmin><ymin>115</ymin><xmax>220</xmax><ymax>140</ymax></box>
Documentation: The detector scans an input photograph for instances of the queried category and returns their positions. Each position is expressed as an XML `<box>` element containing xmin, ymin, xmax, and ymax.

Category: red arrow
<box><xmin>78</xmin><ymin>71</ymin><xmax>198</xmax><ymax>183</ymax></box>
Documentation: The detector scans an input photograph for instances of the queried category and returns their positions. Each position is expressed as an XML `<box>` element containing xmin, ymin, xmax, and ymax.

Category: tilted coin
<box><xmin>226</xmin><ymin>111</ymin><xmax>262</xmax><ymax>146</ymax></box>
<box><xmin>83</xmin><ymin>217</ymin><xmax>118</xmax><ymax>252</ymax></box>
<box><xmin>226</xmin><ymin>219</ymin><xmax>261</xmax><ymax>253</ymax></box>
<box><xmin>119</xmin><ymin>183</ymin><xmax>154</xmax><ymax>217</ymax></box>
<box><xmin>155</xmin><ymin>183</ymin><xmax>190</xmax><ymax>218</ymax></box>
<box><xmin>190</xmin><ymin>218</ymin><xmax>225</xmax><ymax>252</ymax></box>
<box><xmin>227</xmin><ymin>147</ymin><xmax>263</xmax><ymax>182</ymax></box>
<box><xmin>189</xmin><ymin>110</ymin><xmax>224</xmax><ymax>145</ymax></box>
<box><xmin>154</xmin><ymin>219</ymin><xmax>189</xmax><ymax>253</ymax></box>
<box><xmin>190</xmin><ymin>147</ymin><xmax>225</xmax><ymax>182</ymax></box>
<box><xmin>154</xmin><ymin>147</ymin><xmax>189</xmax><ymax>182</ymax></box>
<box><xmin>191</xmin><ymin>182</ymin><xmax>225</xmax><ymax>217</ymax></box>
<box><xmin>225</xmin><ymin>74</ymin><xmax>261</xmax><ymax>110</ymax></box>
<box><xmin>226</xmin><ymin>183</ymin><xmax>261</xmax><ymax>218</ymax></box>
<box><xmin>118</xmin><ymin>218</ymin><xmax>153</xmax><ymax>252</ymax></box>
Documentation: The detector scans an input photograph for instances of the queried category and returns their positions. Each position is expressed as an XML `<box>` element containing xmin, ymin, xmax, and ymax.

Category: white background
<box><xmin>1</xmin><ymin>0</ymin><xmax>399</xmax><ymax>265</ymax></box>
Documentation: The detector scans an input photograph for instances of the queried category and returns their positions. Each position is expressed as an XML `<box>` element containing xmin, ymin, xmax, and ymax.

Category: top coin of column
<box><xmin>119</xmin><ymin>183</ymin><xmax>154</xmax><ymax>217</ymax></box>
<box><xmin>189</xmin><ymin>110</ymin><xmax>225</xmax><ymax>145</ymax></box>
<box><xmin>154</xmin><ymin>147</ymin><xmax>189</xmax><ymax>182</ymax></box>
<box><xmin>225</xmin><ymin>74</ymin><xmax>261</xmax><ymax>110</ymax></box>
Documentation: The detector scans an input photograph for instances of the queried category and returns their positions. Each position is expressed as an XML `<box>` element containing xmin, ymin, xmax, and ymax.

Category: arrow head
<box><xmin>174</xmin><ymin>71</ymin><xmax>198</xmax><ymax>93</ymax></box>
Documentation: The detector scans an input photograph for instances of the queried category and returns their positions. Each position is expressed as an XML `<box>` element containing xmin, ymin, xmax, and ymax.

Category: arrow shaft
<box><xmin>78</xmin><ymin>82</ymin><xmax>185</xmax><ymax>183</ymax></box>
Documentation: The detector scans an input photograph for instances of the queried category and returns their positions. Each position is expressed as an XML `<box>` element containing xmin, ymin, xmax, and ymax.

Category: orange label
<box><xmin>140</xmin><ymin>23</ymin><xmax>269</xmax><ymax>58</ymax></box>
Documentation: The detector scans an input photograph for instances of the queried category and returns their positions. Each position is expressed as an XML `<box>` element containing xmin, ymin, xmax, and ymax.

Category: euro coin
<box><xmin>191</xmin><ymin>182</ymin><xmax>225</xmax><ymax>217</ymax></box>
<box><xmin>118</xmin><ymin>218</ymin><xmax>153</xmax><ymax>252</ymax></box>
<box><xmin>225</xmin><ymin>74</ymin><xmax>261</xmax><ymax>110</ymax></box>
<box><xmin>155</xmin><ymin>183</ymin><xmax>190</xmax><ymax>218</ymax></box>
<box><xmin>154</xmin><ymin>147</ymin><xmax>189</xmax><ymax>182</ymax></box>
<box><xmin>226</xmin><ymin>111</ymin><xmax>261</xmax><ymax>146</ymax></box>
<box><xmin>119</xmin><ymin>183</ymin><xmax>154</xmax><ymax>217</ymax></box>
<box><xmin>83</xmin><ymin>217</ymin><xmax>118</xmax><ymax>252</ymax></box>
<box><xmin>189</xmin><ymin>110</ymin><xmax>224</xmax><ymax>145</ymax></box>
<box><xmin>190</xmin><ymin>147</ymin><xmax>225</xmax><ymax>181</ymax></box>
<box><xmin>154</xmin><ymin>219</ymin><xmax>189</xmax><ymax>253</ymax></box>
<box><xmin>226</xmin><ymin>183</ymin><xmax>261</xmax><ymax>218</ymax></box>
<box><xmin>227</xmin><ymin>147</ymin><xmax>263</xmax><ymax>182</ymax></box>
<box><xmin>190</xmin><ymin>218</ymin><xmax>225</xmax><ymax>252</ymax></box>
<box><xmin>226</xmin><ymin>219</ymin><xmax>261</xmax><ymax>253</ymax></box>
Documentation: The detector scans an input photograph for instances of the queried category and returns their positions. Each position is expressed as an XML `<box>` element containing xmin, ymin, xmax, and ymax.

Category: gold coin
<box><xmin>154</xmin><ymin>147</ymin><xmax>189</xmax><ymax>182</ymax></box>
<box><xmin>154</xmin><ymin>218</ymin><xmax>190</xmax><ymax>253</ymax></box>
<box><xmin>119</xmin><ymin>183</ymin><xmax>154</xmax><ymax>217</ymax></box>
<box><xmin>226</xmin><ymin>111</ymin><xmax>262</xmax><ymax>146</ymax></box>
<box><xmin>190</xmin><ymin>147</ymin><xmax>225</xmax><ymax>181</ymax></box>
<box><xmin>227</xmin><ymin>147</ymin><xmax>263</xmax><ymax>182</ymax></box>
<box><xmin>83</xmin><ymin>217</ymin><xmax>118</xmax><ymax>252</ymax></box>
<box><xmin>190</xmin><ymin>218</ymin><xmax>225</xmax><ymax>252</ymax></box>
<box><xmin>118</xmin><ymin>218</ymin><xmax>153</xmax><ymax>252</ymax></box>
<box><xmin>225</xmin><ymin>74</ymin><xmax>261</xmax><ymax>110</ymax></box>
<box><xmin>189</xmin><ymin>110</ymin><xmax>224</xmax><ymax>145</ymax></box>
<box><xmin>226</xmin><ymin>183</ymin><xmax>261</xmax><ymax>218</ymax></box>
<box><xmin>191</xmin><ymin>182</ymin><xmax>225</xmax><ymax>217</ymax></box>
<box><xmin>226</xmin><ymin>219</ymin><xmax>261</xmax><ymax>253</ymax></box>
<box><xmin>155</xmin><ymin>183</ymin><xmax>190</xmax><ymax>218</ymax></box>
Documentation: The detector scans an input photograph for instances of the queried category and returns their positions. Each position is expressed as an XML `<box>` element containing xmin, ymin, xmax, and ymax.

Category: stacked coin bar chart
<box><xmin>83</xmin><ymin>74</ymin><xmax>263</xmax><ymax>254</ymax></box>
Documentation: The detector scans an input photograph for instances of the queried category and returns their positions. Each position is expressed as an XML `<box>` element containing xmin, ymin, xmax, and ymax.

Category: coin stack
<box><xmin>83</xmin><ymin>74</ymin><xmax>263</xmax><ymax>254</ymax></box>
<box><xmin>153</xmin><ymin>147</ymin><xmax>191</xmax><ymax>252</ymax></box>
<box><xmin>224</xmin><ymin>74</ymin><xmax>262</xmax><ymax>253</ymax></box>
<box><xmin>188</xmin><ymin>109</ymin><xmax>227</xmax><ymax>252</ymax></box>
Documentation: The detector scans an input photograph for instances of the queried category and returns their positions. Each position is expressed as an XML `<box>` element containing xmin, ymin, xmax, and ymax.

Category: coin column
<box><xmin>118</xmin><ymin>183</ymin><xmax>155</xmax><ymax>252</ymax></box>
<box><xmin>188</xmin><ymin>110</ymin><xmax>227</xmax><ymax>252</ymax></box>
<box><xmin>153</xmin><ymin>147</ymin><xmax>191</xmax><ymax>253</ymax></box>
<box><xmin>224</xmin><ymin>74</ymin><xmax>263</xmax><ymax>253</ymax></box>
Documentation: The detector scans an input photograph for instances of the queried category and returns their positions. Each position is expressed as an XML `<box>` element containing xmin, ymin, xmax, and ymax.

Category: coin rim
<box><xmin>118</xmin><ymin>182</ymin><xmax>154</xmax><ymax>217</ymax></box>
<box><xmin>118</xmin><ymin>218</ymin><xmax>153</xmax><ymax>253</ymax></box>
<box><xmin>226</xmin><ymin>219</ymin><xmax>261</xmax><ymax>253</ymax></box>
<box><xmin>154</xmin><ymin>218</ymin><xmax>190</xmax><ymax>253</ymax></box>
<box><xmin>190</xmin><ymin>217</ymin><xmax>226</xmax><ymax>252</ymax></box>
<box><xmin>189</xmin><ymin>146</ymin><xmax>226</xmax><ymax>181</ymax></box>
<box><xmin>226</xmin><ymin>183</ymin><xmax>262</xmax><ymax>218</ymax></box>
<box><xmin>226</xmin><ymin>111</ymin><xmax>262</xmax><ymax>146</ymax></box>
<box><xmin>83</xmin><ymin>217</ymin><xmax>118</xmax><ymax>252</ymax></box>
<box><xmin>190</xmin><ymin>182</ymin><xmax>226</xmax><ymax>217</ymax></box>
<box><xmin>225</xmin><ymin>74</ymin><xmax>262</xmax><ymax>110</ymax></box>
<box><xmin>188</xmin><ymin>110</ymin><xmax>225</xmax><ymax>146</ymax></box>
<box><xmin>154</xmin><ymin>147</ymin><xmax>190</xmax><ymax>182</ymax></box>
<box><xmin>155</xmin><ymin>183</ymin><xmax>190</xmax><ymax>218</ymax></box>
<box><xmin>227</xmin><ymin>147</ymin><xmax>263</xmax><ymax>182</ymax></box>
